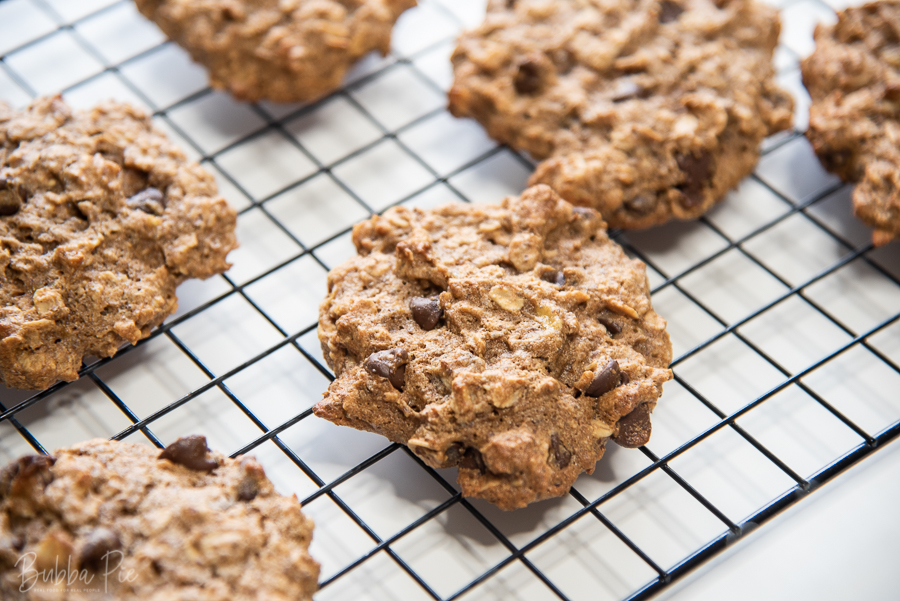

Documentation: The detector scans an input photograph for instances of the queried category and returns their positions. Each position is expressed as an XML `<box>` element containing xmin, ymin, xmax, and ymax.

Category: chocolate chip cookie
<box><xmin>0</xmin><ymin>436</ymin><xmax>319</xmax><ymax>600</ymax></box>
<box><xmin>0</xmin><ymin>96</ymin><xmax>237</xmax><ymax>390</ymax></box>
<box><xmin>449</xmin><ymin>0</ymin><xmax>794</xmax><ymax>230</ymax></box>
<box><xmin>802</xmin><ymin>1</ymin><xmax>900</xmax><ymax>246</ymax></box>
<box><xmin>134</xmin><ymin>0</ymin><xmax>416</xmax><ymax>103</ymax></box>
<box><xmin>315</xmin><ymin>185</ymin><xmax>672</xmax><ymax>510</ymax></box>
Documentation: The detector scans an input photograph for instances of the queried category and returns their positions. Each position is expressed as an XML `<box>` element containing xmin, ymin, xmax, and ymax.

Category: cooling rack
<box><xmin>1</xmin><ymin>0</ymin><xmax>899</xmax><ymax>599</ymax></box>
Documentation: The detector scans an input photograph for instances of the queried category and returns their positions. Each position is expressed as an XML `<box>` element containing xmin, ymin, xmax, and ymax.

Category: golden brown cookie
<box><xmin>134</xmin><ymin>0</ymin><xmax>417</xmax><ymax>103</ymax></box>
<box><xmin>0</xmin><ymin>96</ymin><xmax>237</xmax><ymax>390</ymax></box>
<box><xmin>449</xmin><ymin>0</ymin><xmax>794</xmax><ymax>230</ymax></box>
<box><xmin>802</xmin><ymin>0</ymin><xmax>900</xmax><ymax>246</ymax></box>
<box><xmin>315</xmin><ymin>185</ymin><xmax>673</xmax><ymax>510</ymax></box>
<box><xmin>0</xmin><ymin>436</ymin><xmax>319</xmax><ymax>600</ymax></box>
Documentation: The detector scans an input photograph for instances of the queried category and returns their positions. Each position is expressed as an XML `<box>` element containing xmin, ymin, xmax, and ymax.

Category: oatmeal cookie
<box><xmin>0</xmin><ymin>96</ymin><xmax>237</xmax><ymax>390</ymax></box>
<box><xmin>134</xmin><ymin>0</ymin><xmax>417</xmax><ymax>103</ymax></box>
<box><xmin>0</xmin><ymin>436</ymin><xmax>319</xmax><ymax>600</ymax></box>
<box><xmin>802</xmin><ymin>0</ymin><xmax>900</xmax><ymax>245</ymax></box>
<box><xmin>449</xmin><ymin>0</ymin><xmax>794</xmax><ymax>229</ymax></box>
<box><xmin>315</xmin><ymin>185</ymin><xmax>672</xmax><ymax>510</ymax></box>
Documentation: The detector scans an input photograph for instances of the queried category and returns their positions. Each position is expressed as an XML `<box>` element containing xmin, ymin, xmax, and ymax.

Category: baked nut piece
<box><xmin>316</xmin><ymin>185</ymin><xmax>673</xmax><ymax>510</ymax></box>
<box><xmin>449</xmin><ymin>0</ymin><xmax>794</xmax><ymax>230</ymax></box>
<box><xmin>0</xmin><ymin>96</ymin><xmax>237</xmax><ymax>390</ymax></box>
<box><xmin>802</xmin><ymin>1</ymin><xmax>900</xmax><ymax>246</ymax></box>
<box><xmin>134</xmin><ymin>0</ymin><xmax>417</xmax><ymax>103</ymax></box>
<box><xmin>0</xmin><ymin>436</ymin><xmax>319</xmax><ymax>600</ymax></box>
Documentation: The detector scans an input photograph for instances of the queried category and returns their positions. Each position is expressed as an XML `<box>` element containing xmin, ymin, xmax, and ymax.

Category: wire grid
<box><xmin>1</xmin><ymin>0</ymin><xmax>899</xmax><ymax>599</ymax></box>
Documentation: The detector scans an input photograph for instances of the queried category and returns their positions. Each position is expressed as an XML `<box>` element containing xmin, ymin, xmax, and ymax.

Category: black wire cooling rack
<box><xmin>1</xmin><ymin>0</ymin><xmax>899</xmax><ymax>599</ymax></box>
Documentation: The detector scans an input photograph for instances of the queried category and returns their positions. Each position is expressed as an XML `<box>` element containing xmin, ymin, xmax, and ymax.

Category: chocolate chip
<box><xmin>819</xmin><ymin>148</ymin><xmax>854</xmax><ymax>172</ymax></box>
<box><xmin>18</xmin><ymin>454</ymin><xmax>55</xmax><ymax>478</ymax></box>
<box><xmin>658</xmin><ymin>0</ymin><xmax>684</xmax><ymax>23</ymax></box>
<box><xmin>0</xmin><ymin>177</ymin><xmax>23</xmax><ymax>216</ymax></box>
<box><xmin>514</xmin><ymin>55</ymin><xmax>546</xmax><ymax>95</ymax></box>
<box><xmin>549</xmin><ymin>434</ymin><xmax>572</xmax><ymax>469</ymax></box>
<box><xmin>613</xmin><ymin>403</ymin><xmax>652</xmax><ymax>448</ymax></box>
<box><xmin>611</xmin><ymin>80</ymin><xmax>643</xmax><ymax>103</ymax></box>
<box><xmin>409</xmin><ymin>297</ymin><xmax>442</xmax><ymax>331</ymax></box>
<box><xmin>460</xmin><ymin>447</ymin><xmax>486</xmax><ymax>473</ymax></box>
<box><xmin>0</xmin><ymin>454</ymin><xmax>56</xmax><ymax>498</ymax></box>
<box><xmin>364</xmin><ymin>348</ymin><xmax>409</xmax><ymax>390</ymax></box>
<box><xmin>446</xmin><ymin>442</ymin><xmax>464</xmax><ymax>464</ymax></box>
<box><xmin>121</xmin><ymin>167</ymin><xmax>149</xmax><ymax>197</ymax></box>
<box><xmin>584</xmin><ymin>360</ymin><xmax>623</xmax><ymax>397</ymax></box>
<box><xmin>598</xmin><ymin>317</ymin><xmax>622</xmax><ymax>336</ymax></box>
<box><xmin>540</xmin><ymin>269</ymin><xmax>566</xmax><ymax>286</ymax></box>
<box><xmin>126</xmin><ymin>187</ymin><xmax>165</xmax><ymax>215</ymax></box>
<box><xmin>237</xmin><ymin>477</ymin><xmax>259</xmax><ymax>502</ymax></box>
<box><xmin>391</xmin><ymin>366</ymin><xmax>407</xmax><ymax>390</ymax></box>
<box><xmin>16</xmin><ymin>455</ymin><xmax>56</xmax><ymax>484</ymax></box>
<box><xmin>624</xmin><ymin>195</ymin><xmax>656</xmax><ymax>215</ymax></box>
<box><xmin>79</xmin><ymin>528</ymin><xmax>121</xmax><ymax>572</ymax></box>
<box><xmin>158</xmin><ymin>435</ymin><xmax>218</xmax><ymax>472</ymax></box>
<box><xmin>676</xmin><ymin>152</ymin><xmax>713</xmax><ymax>208</ymax></box>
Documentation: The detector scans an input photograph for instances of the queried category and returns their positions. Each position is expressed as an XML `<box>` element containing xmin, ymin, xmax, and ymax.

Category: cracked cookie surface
<box><xmin>0</xmin><ymin>97</ymin><xmax>237</xmax><ymax>390</ymax></box>
<box><xmin>134</xmin><ymin>0</ymin><xmax>416</xmax><ymax>102</ymax></box>
<box><xmin>802</xmin><ymin>0</ymin><xmax>900</xmax><ymax>245</ymax></box>
<box><xmin>0</xmin><ymin>436</ymin><xmax>319</xmax><ymax>601</ymax></box>
<box><xmin>315</xmin><ymin>185</ymin><xmax>672</xmax><ymax>510</ymax></box>
<box><xmin>449</xmin><ymin>0</ymin><xmax>793</xmax><ymax>230</ymax></box>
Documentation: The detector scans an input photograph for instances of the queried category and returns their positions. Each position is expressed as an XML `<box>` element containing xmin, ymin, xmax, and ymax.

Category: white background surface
<box><xmin>0</xmin><ymin>0</ymin><xmax>898</xmax><ymax>599</ymax></box>
<box><xmin>657</xmin><ymin>436</ymin><xmax>900</xmax><ymax>601</ymax></box>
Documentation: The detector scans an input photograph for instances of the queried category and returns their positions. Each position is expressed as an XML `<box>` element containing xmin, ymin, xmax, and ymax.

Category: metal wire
<box><xmin>1</xmin><ymin>0</ymin><xmax>899</xmax><ymax>599</ymax></box>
